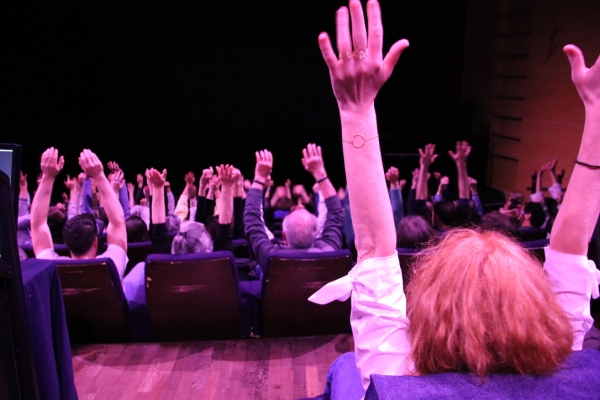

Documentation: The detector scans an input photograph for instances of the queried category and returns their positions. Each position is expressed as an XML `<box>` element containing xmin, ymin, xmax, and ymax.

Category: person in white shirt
<box><xmin>30</xmin><ymin>148</ymin><xmax>128</xmax><ymax>281</ymax></box>
<box><xmin>309</xmin><ymin>1</ymin><xmax>600</xmax><ymax>398</ymax></box>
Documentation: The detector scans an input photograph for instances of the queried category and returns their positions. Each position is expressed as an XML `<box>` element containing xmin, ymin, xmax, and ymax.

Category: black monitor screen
<box><xmin>0</xmin><ymin>144</ymin><xmax>22</xmax><ymax>221</ymax></box>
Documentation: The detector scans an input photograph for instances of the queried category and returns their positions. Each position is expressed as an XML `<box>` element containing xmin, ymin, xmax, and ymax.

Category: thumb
<box><xmin>382</xmin><ymin>39</ymin><xmax>410</xmax><ymax>80</ymax></box>
<box><xmin>563</xmin><ymin>44</ymin><xmax>585</xmax><ymax>82</ymax></box>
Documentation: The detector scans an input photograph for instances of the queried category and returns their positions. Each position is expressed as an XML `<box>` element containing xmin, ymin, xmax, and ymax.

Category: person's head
<box><xmin>282</xmin><ymin>209</ymin><xmax>318</xmax><ymax>249</ymax></box>
<box><xmin>63</xmin><ymin>213</ymin><xmax>98</xmax><ymax>258</ymax></box>
<box><xmin>479</xmin><ymin>211</ymin><xmax>518</xmax><ymax>236</ymax></box>
<box><xmin>523</xmin><ymin>202</ymin><xmax>545</xmax><ymax>228</ymax></box>
<box><xmin>432</xmin><ymin>200</ymin><xmax>457</xmax><ymax>229</ymax></box>
<box><xmin>165</xmin><ymin>215</ymin><xmax>181</xmax><ymax>236</ymax></box>
<box><xmin>406</xmin><ymin>229</ymin><xmax>572</xmax><ymax>376</ymax></box>
<box><xmin>508</xmin><ymin>191</ymin><xmax>524</xmax><ymax>209</ymax></box>
<box><xmin>171</xmin><ymin>221</ymin><xmax>213</xmax><ymax>255</ymax></box>
<box><xmin>456</xmin><ymin>205</ymin><xmax>482</xmax><ymax>227</ymax></box>
<box><xmin>396</xmin><ymin>216</ymin><xmax>437</xmax><ymax>249</ymax></box>
<box><xmin>125</xmin><ymin>216</ymin><xmax>150</xmax><ymax>243</ymax></box>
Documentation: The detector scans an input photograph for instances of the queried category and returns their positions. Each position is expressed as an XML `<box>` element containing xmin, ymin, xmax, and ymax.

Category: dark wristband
<box><xmin>253</xmin><ymin>179</ymin><xmax>265</xmax><ymax>186</ymax></box>
<box><xmin>316</xmin><ymin>176</ymin><xmax>329</xmax><ymax>184</ymax></box>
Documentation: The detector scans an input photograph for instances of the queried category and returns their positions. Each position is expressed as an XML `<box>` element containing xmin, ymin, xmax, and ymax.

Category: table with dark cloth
<box><xmin>21</xmin><ymin>258</ymin><xmax>78</xmax><ymax>400</ymax></box>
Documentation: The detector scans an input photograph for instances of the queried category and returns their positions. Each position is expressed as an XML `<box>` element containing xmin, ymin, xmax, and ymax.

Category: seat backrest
<box><xmin>520</xmin><ymin>239</ymin><xmax>549</xmax><ymax>263</ymax></box>
<box><xmin>55</xmin><ymin>258</ymin><xmax>131</xmax><ymax>343</ymax></box>
<box><xmin>366</xmin><ymin>349</ymin><xmax>600</xmax><ymax>400</ymax></box>
<box><xmin>124</xmin><ymin>241</ymin><xmax>153</xmax><ymax>276</ymax></box>
<box><xmin>261</xmin><ymin>250</ymin><xmax>352</xmax><ymax>338</ymax></box>
<box><xmin>232</xmin><ymin>238</ymin><xmax>251</xmax><ymax>259</ymax></box>
<box><xmin>144</xmin><ymin>251</ymin><xmax>242</xmax><ymax>341</ymax></box>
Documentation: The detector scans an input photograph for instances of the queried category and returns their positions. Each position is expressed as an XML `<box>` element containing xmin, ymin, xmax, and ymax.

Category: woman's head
<box><xmin>171</xmin><ymin>221</ymin><xmax>213</xmax><ymax>255</ymax></box>
<box><xmin>396</xmin><ymin>215</ymin><xmax>437</xmax><ymax>249</ymax></box>
<box><xmin>126</xmin><ymin>216</ymin><xmax>150</xmax><ymax>243</ymax></box>
<box><xmin>406</xmin><ymin>228</ymin><xmax>572</xmax><ymax>376</ymax></box>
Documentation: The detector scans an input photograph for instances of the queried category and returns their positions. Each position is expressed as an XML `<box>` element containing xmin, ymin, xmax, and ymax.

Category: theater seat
<box><xmin>144</xmin><ymin>251</ymin><xmax>242</xmax><ymax>341</ymax></box>
<box><xmin>55</xmin><ymin>258</ymin><xmax>131</xmax><ymax>343</ymax></box>
<box><xmin>261</xmin><ymin>250</ymin><xmax>353</xmax><ymax>338</ymax></box>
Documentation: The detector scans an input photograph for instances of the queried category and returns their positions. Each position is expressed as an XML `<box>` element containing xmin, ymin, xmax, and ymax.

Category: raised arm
<box><xmin>550</xmin><ymin>46</ymin><xmax>600</xmax><ymax>255</ymax></box>
<box><xmin>448</xmin><ymin>141</ymin><xmax>471</xmax><ymax>201</ymax></box>
<box><xmin>146</xmin><ymin>168</ymin><xmax>167</xmax><ymax>225</ymax></box>
<box><xmin>79</xmin><ymin>150</ymin><xmax>127</xmax><ymax>252</ymax></box>
<box><xmin>215</xmin><ymin>164</ymin><xmax>238</xmax><ymax>252</ymax></box>
<box><xmin>31</xmin><ymin>148</ymin><xmax>64</xmax><ymax>255</ymax></box>
<box><xmin>318</xmin><ymin>1</ymin><xmax>407</xmax><ymax>260</ymax></box>
<box><xmin>416</xmin><ymin>144</ymin><xmax>437</xmax><ymax>202</ymax></box>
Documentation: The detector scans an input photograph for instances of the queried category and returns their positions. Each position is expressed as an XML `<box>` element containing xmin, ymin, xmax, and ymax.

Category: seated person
<box><xmin>308</xmin><ymin>2</ymin><xmax>599</xmax><ymax>398</ymax></box>
<box><xmin>31</xmin><ymin>148</ymin><xmax>128</xmax><ymax>281</ymax></box>
<box><xmin>244</xmin><ymin>144</ymin><xmax>344</xmax><ymax>270</ymax></box>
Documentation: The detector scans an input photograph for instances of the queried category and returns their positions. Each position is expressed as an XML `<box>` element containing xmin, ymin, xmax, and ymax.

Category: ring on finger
<box><xmin>353</xmin><ymin>50</ymin><xmax>366</xmax><ymax>59</ymax></box>
<box><xmin>338</xmin><ymin>51</ymin><xmax>353</xmax><ymax>60</ymax></box>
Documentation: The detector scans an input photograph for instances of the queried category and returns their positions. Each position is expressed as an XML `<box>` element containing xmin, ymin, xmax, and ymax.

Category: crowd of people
<box><xmin>12</xmin><ymin>0</ymin><xmax>600</xmax><ymax>398</ymax></box>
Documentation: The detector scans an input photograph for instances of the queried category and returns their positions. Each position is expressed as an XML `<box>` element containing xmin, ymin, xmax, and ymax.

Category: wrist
<box><xmin>338</xmin><ymin>103</ymin><xmax>375</xmax><ymax>118</ymax></box>
<box><xmin>312</xmin><ymin>169</ymin><xmax>327</xmax><ymax>181</ymax></box>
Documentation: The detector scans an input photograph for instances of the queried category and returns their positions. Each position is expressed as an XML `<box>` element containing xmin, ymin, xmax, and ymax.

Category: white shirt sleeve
<box><xmin>309</xmin><ymin>252</ymin><xmax>412</xmax><ymax>390</ymax></box>
<box><xmin>544</xmin><ymin>247</ymin><xmax>600</xmax><ymax>350</ymax></box>
<box><xmin>98</xmin><ymin>244</ymin><xmax>129</xmax><ymax>282</ymax></box>
<box><xmin>36</xmin><ymin>248</ymin><xmax>61</xmax><ymax>260</ymax></box>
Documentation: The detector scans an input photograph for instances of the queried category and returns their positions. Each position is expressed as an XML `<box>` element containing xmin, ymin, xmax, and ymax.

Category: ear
<box><xmin>282</xmin><ymin>230</ymin><xmax>288</xmax><ymax>246</ymax></box>
<box><xmin>524</xmin><ymin>213</ymin><xmax>532</xmax><ymax>221</ymax></box>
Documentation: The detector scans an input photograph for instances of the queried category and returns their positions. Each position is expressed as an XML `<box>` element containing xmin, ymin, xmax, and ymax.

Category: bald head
<box><xmin>282</xmin><ymin>209</ymin><xmax>318</xmax><ymax>249</ymax></box>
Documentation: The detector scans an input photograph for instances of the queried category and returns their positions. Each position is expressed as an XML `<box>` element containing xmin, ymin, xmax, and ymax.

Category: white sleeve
<box><xmin>100</xmin><ymin>244</ymin><xmax>129</xmax><ymax>282</ymax></box>
<box><xmin>544</xmin><ymin>247</ymin><xmax>600</xmax><ymax>350</ymax></box>
<box><xmin>309</xmin><ymin>253</ymin><xmax>412</xmax><ymax>390</ymax></box>
<box><xmin>36</xmin><ymin>248</ymin><xmax>60</xmax><ymax>260</ymax></box>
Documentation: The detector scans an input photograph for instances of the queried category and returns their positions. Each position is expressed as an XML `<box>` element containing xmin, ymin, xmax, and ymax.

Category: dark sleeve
<box><xmin>390</xmin><ymin>188</ymin><xmax>404</xmax><ymax>228</ymax></box>
<box><xmin>196</xmin><ymin>197</ymin><xmax>215</xmax><ymax>224</ymax></box>
<box><xmin>134</xmin><ymin>186</ymin><xmax>144</xmax><ymax>205</ymax></box>
<box><xmin>407</xmin><ymin>188</ymin><xmax>416</xmax><ymax>216</ymax></box>
<box><xmin>315</xmin><ymin>195</ymin><xmax>344</xmax><ymax>251</ymax></box>
<box><xmin>244</xmin><ymin>188</ymin><xmax>274</xmax><ymax>267</ymax></box>
<box><xmin>151</xmin><ymin>223</ymin><xmax>171</xmax><ymax>254</ymax></box>
<box><xmin>214</xmin><ymin>223</ymin><xmax>233</xmax><ymax>252</ymax></box>
<box><xmin>233</xmin><ymin>197</ymin><xmax>245</xmax><ymax>239</ymax></box>
<box><xmin>341</xmin><ymin>189</ymin><xmax>355</xmax><ymax>249</ymax></box>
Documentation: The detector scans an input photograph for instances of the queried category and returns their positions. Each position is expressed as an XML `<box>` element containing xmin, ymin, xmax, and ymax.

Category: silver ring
<box><xmin>338</xmin><ymin>51</ymin><xmax>353</xmax><ymax>60</ymax></box>
<box><xmin>353</xmin><ymin>50</ymin><xmax>366</xmax><ymax>59</ymax></box>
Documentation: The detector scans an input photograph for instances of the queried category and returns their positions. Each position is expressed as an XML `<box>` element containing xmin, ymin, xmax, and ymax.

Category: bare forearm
<box><xmin>31</xmin><ymin>176</ymin><xmax>54</xmax><ymax>228</ymax></box>
<box><xmin>456</xmin><ymin>162</ymin><xmax>469</xmax><ymax>199</ymax></box>
<box><xmin>219</xmin><ymin>186</ymin><xmax>233</xmax><ymax>224</ymax></box>
<box><xmin>340</xmin><ymin>107</ymin><xmax>395</xmax><ymax>260</ymax></box>
<box><xmin>152</xmin><ymin>186</ymin><xmax>166</xmax><ymax>224</ymax></box>
<box><xmin>551</xmin><ymin>109</ymin><xmax>600</xmax><ymax>255</ymax></box>
<box><xmin>416</xmin><ymin>166</ymin><xmax>429</xmax><ymax>200</ymax></box>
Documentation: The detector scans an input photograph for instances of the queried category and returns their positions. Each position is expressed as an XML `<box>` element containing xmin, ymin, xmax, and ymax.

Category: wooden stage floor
<box><xmin>72</xmin><ymin>334</ymin><xmax>354</xmax><ymax>400</ymax></box>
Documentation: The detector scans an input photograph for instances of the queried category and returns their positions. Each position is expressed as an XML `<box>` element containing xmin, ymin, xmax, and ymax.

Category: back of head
<box><xmin>171</xmin><ymin>221</ymin><xmax>213</xmax><ymax>255</ymax></box>
<box><xmin>126</xmin><ymin>216</ymin><xmax>150</xmax><ymax>243</ymax></box>
<box><xmin>524</xmin><ymin>202</ymin><xmax>546</xmax><ymax>228</ymax></box>
<box><xmin>396</xmin><ymin>215</ymin><xmax>437</xmax><ymax>249</ymax></box>
<box><xmin>433</xmin><ymin>200</ymin><xmax>457</xmax><ymax>228</ymax></box>
<box><xmin>406</xmin><ymin>228</ymin><xmax>572</xmax><ymax>376</ymax></box>
<box><xmin>63</xmin><ymin>214</ymin><xmax>98</xmax><ymax>257</ymax></box>
<box><xmin>480</xmin><ymin>211</ymin><xmax>518</xmax><ymax>236</ymax></box>
<box><xmin>282</xmin><ymin>209</ymin><xmax>318</xmax><ymax>249</ymax></box>
<box><xmin>165</xmin><ymin>215</ymin><xmax>181</xmax><ymax>236</ymax></box>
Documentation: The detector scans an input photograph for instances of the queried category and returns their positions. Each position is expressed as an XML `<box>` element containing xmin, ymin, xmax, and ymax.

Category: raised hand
<box><xmin>64</xmin><ymin>174</ymin><xmax>78</xmax><ymax>191</ymax></box>
<box><xmin>20</xmin><ymin>171</ymin><xmax>28</xmax><ymax>190</ymax></box>
<box><xmin>127</xmin><ymin>182</ymin><xmax>134</xmax><ymax>194</ymax></box>
<box><xmin>564</xmin><ymin>44</ymin><xmax>600</xmax><ymax>108</ymax></box>
<box><xmin>254</xmin><ymin>150</ymin><xmax>273</xmax><ymax>181</ymax></box>
<box><xmin>448</xmin><ymin>141</ymin><xmax>471</xmax><ymax>165</ymax></box>
<box><xmin>217</xmin><ymin>164</ymin><xmax>240</xmax><ymax>188</ymax></box>
<box><xmin>419</xmin><ymin>144</ymin><xmax>438</xmax><ymax>166</ymax></box>
<box><xmin>385</xmin><ymin>166</ymin><xmax>400</xmax><ymax>185</ymax></box>
<box><xmin>184</xmin><ymin>171</ymin><xmax>195</xmax><ymax>186</ymax></box>
<box><xmin>145</xmin><ymin>168</ymin><xmax>167</xmax><ymax>188</ymax></box>
<box><xmin>440</xmin><ymin>176</ymin><xmax>450</xmax><ymax>186</ymax></box>
<box><xmin>107</xmin><ymin>161</ymin><xmax>121</xmax><ymax>173</ymax></box>
<box><xmin>40</xmin><ymin>147</ymin><xmax>65</xmax><ymax>179</ymax></box>
<box><xmin>136</xmin><ymin>173</ymin><xmax>144</xmax><ymax>187</ymax></box>
<box><xmin>301</xmin><ymin>143</ymin><xmax>327</xmax><ymax>180</ymax></box>
<box><xmin>111</xmin><ymin>170</ymin><xmax>125</xmax><ymax>192</ymax></box>
<box><xmin>199</xmin><ymin>167</ymin><xmax>213</xmax><ymax>187</ymax></box>
<box><xmin>79</xmin><ymin>149</ymin><xmax>104</xmax><ymax>179</ymax></box>
<box><xmin>318</xmin><ymin>0</ymin><xmax>409</xmax><ymax>112</ymax></box>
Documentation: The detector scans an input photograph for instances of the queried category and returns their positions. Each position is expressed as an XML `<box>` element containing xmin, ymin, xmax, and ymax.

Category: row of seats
<box><xmin>52</xmin><ymin>249</ymin><xmax>353</xmax><ymax>343</ymax></box>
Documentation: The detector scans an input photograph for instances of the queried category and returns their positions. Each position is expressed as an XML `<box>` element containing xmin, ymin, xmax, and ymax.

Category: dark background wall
<box><xmin>6</xmin><ymin>0</ymin><xmax>471</xmax><ymax>199</ymax></box>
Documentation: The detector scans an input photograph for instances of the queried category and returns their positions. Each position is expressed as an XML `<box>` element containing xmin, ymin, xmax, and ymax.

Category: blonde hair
<box><xmin>406</xmin><ymin>229</ymin><xmax>573</xmax><ymax>376</ymax></box>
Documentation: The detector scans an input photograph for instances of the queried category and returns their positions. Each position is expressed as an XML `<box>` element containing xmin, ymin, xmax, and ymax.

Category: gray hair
<box><xmin>171</xmin><ymin>221</ymin><xmax>213</xmax><ymax>255</ymax></box>
<box><xmin>165</xmin><ymin>215</ymin><xmax>181</xmax><ymax>236</ymax></box>
<box><xmin>282</xmin><ymin>209</ymin><xmax>318</xmax><ymax>249</ymax></box>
